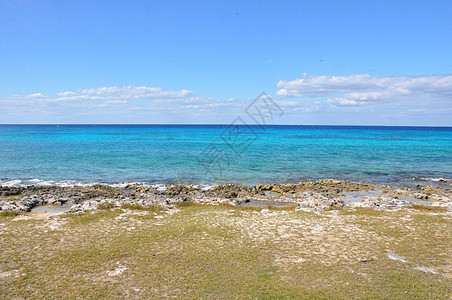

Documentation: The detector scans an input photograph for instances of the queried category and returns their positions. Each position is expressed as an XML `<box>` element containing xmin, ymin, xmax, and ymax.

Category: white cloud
<box><xmin>10</xmin><ymin>93</ymin><xmax>47</xmax><ymax>100</ymax></box>
<box><xmin>276</xmin><ymin>73</ymin><xmax>452</xmax><ymax>107</ymax></box>
<box><xmin>2</xmin><ymin>81</ymin><xmax>451</xmax><ymax>125</ymax></box>
<box><xmin>56</xmin><ymin>91</ymin><xmax>78</xmax><ymax>97</ymax></box>
<box><xmin>276</xmin><ymin>100</ymin><xmax>325</xmax><ymax>112</ymax></box>
<box><xmin>0</xmin><ymin>85</ymin><xmax>238</xmax><ymax>116</ymax></box>
<box><xmin>327</xmin><ymin>98</ymin><xmax>368</xmax><ymax>106</ymax></box>
<box><xmin>78</xmin><ymin>85</ymin><xmax>193</xmax><ymax>99</ymax></box>
<box><xmin>4</xmin><ymin>86</ymin><xmax>196</xmax><ymax>104</ymax></box>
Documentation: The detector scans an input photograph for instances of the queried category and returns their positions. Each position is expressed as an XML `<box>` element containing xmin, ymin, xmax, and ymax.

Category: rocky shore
<box><xmin>1</xmin><ymin>180</ymin><xmax>451</xmax><ymax>214</ymax></box>
<box><xmin>1</xmin><ymin>180</ymin><xmax>451</xmax><ymax>298</ymax></box>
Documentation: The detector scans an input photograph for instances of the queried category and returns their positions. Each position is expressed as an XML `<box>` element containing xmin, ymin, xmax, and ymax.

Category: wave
<box><xmin>419</xmin><ymin>177</ymin><xmax>450</xmax><ymax>182</ymax></box>
<box><xmin>0</xmin><ymin>178</ymin><xmax>215</xmax><ymax>190</ymax></box>
<box><xmin>1</xmin><ymin>176</ymin><xmax>449</xmax><ymax>189</ymax></box>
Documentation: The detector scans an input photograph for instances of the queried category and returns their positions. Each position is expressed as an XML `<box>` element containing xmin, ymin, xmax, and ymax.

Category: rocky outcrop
<box><xmin>376</xmin><ymin>184</ymin><xmax>452</xmax><ymax>203</ymax></box>
<box><xmin>209</xmin><ymin>184</ymin><xmax>253</xmax><ymax>198</ymax></box>
<box><xmin>124</xmin><ymin>184</ymin><xmax>158</xmax><ymax>193</ymax></box>
<box><xmin>347</xmin><ymin>195</ymin><xmax>411</xmax><ymax>209</ymax></box>
<box><xmin>0</xmin><ymin>187</ymin><xmax>23</xmax><ymax>196</ymax></box>
<box><xmin>254</xmin><ymin>180</ymin><xmax>375</xmax><ymax>197</ymax></box>
<box><xmin>414</xmin><ymin>184</ymin><xmax>452</xmax><ymax>203</ymax></box>
<box><xmin>0</xmin><ymin>185</ymin><xmax>123</xmax><ymax>213</ymax></box>
<box><xmin>68</xmin><ymin>196</ymin><xmax>172</xmax><ymax>213</ymax></box>
<box><xmin>291</xmin><ymin>191</ymin><xmax>344</xmax><ymax>211</ymax></box>
<box><xmin>1</xmin><ymin>180</ymin><xmax>450</xmax><ymax>214</ymax></box>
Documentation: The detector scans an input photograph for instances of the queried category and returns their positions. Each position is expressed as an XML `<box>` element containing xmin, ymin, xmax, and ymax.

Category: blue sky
<box><xmin>1</xmin><ymin>0</ymin><xmax>451</xmax><ymax>125</ymax></box>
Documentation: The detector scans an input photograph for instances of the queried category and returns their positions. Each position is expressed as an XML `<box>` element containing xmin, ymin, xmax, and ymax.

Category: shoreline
<box><xmin>2</xmin><ymin>179</ymin><xmax>451</xmax><ymax>298</ymax></box>
<box><xmin>1</xmin><ymin>176</ymin><xmax>450</xmax><ymax>188</ymax></box>
<box><xmin>1</xmin><ymin>179</ymin><xmax>451</xmax><ymax>214</ymax></box>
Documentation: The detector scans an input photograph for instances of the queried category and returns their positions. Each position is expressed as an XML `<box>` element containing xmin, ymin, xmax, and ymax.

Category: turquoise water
<box><xmin>0</xmin><ymin>125</ymin><xmax>451</xmax><ymax>187</ymax></box>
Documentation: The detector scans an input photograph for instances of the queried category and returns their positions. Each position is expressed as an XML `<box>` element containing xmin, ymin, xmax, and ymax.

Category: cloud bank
<box><xmin>276</xmin><ymin>74</ymin><xmax>452</xmax><ymax>107</ymax></box>
<box><xmin>59</xmin><ymin>86</ymin><xmax>192</xmax><ymax>100</ymax></box>
<box><xmin>1</xmin><ymin>86</ymin><xmax>242</xmax><ymax>123</ymax></box>
<box><xmin>5</xmin><ymin>86</ymin><xmax>218</xmax><ymax>106</ymax></box>
<box><xmin>1</xmin><ymin>75</ymin><xmax>451</xmax><ymax>125</ymax></box>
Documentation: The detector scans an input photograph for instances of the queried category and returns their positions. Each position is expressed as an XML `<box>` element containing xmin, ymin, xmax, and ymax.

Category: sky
<box><xmin>0</xmin><ymin>0</ymin><xmax>451</xmax><ymax>125</ymax></box>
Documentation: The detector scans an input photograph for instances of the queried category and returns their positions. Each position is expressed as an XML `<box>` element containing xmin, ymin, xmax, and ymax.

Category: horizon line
<box><xmin>0</xmin><ymin>124</ymin><xmax>451</xmax><ymax>128</ymax></box>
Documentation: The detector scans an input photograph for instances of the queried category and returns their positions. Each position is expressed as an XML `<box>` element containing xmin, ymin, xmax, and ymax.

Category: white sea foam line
<box><xmin>420</xmin><ymin>177</ymin><xmax>449</xmax><ymax>182</ymax></box>
<box><xmin>0</xmin><ymin>179</ymin><xmax>97</xmax><ymax>188</ymax></box>
<box><xmin>109</xmin><ymin>182</ymin><xmax>141</xmax><ymax>188</ymax></box>
<box><xmin>0</xmin><ymin>179</ymin><xmax>22</xmax><ymax>187</ymax></box>
<box><xmin>0</xmin><ymin>179</ymin><xmax>176</xmax><ymax>189</ymax></box>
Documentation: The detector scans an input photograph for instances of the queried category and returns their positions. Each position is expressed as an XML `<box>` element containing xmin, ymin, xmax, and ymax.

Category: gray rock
<box><xmin>293</xmin><ymin>192</ymin><xmax>343</xmax><ymax>211</ymax></box>
<box><xmin>347</xmin><ymin>195</ymin><xmax>410</xmax><ymax>209</ymax></box>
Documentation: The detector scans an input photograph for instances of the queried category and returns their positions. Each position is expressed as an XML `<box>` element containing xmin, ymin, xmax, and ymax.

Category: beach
<box><xmin>1</xmin><ymin>182</ymin><xmax>451</xmax><ymax>298</ymax></box>
<box><xmin>2</xmin><ymin>1</ymin><xmax>451</xmax><ymax>297</ymax></box>
<box><xmin>1</xmin><ymin>125</ymin><xmax>451</xmax><ymax>298</ymax></box>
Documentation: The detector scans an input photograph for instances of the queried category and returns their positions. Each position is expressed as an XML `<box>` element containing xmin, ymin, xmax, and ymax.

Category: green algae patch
<box><xmin>1</xmin><ymin>205</ymin><xmax>450</xmax><ymax>299</ymax></box>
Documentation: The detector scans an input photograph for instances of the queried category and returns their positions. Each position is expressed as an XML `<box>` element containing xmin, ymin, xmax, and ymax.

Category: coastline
<box><xmin>2</xmin><ymin>179</ymin><xmax>451</xmax><ymax>298</ymax></box>
<box><xmin>1</xmin><ymin>180</ymin><xmax>451</xmax><ymax>298</ymax></box>
<box><xmin>1</xmin><ymin>179</ymin><xmax>451</xmax><ymax>215</ymax></box>
<box><xmin>2</xmin><ymin>125</ymin><xmax>451</xmax><ymax>189</ymax></box>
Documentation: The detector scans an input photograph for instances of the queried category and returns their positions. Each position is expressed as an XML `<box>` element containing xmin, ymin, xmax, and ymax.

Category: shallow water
<box><xmin>30</xmin><ymin>204</ymin><xmax>73</xmax><ymax>214</ymax></box>
<box><xmin>239</xmin><ymin>200</ymin><xmax>297</xmax><ymax>208</ymax></box>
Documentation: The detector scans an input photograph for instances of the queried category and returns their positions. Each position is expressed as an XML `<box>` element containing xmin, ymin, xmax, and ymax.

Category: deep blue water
<box><xmin>0</xmin><ymin>125</ymin><xmax>451</xmax><ymax>187</ymax></box>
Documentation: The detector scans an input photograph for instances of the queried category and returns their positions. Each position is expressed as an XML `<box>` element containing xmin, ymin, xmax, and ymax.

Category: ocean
<box><xmin>0</xmin><ymin>125</ymin><xmax>451</xmax><ymax>188</ymax></box>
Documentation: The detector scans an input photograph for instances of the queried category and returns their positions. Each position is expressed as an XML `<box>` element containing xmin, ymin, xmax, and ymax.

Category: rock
<box><xmin>3</xmin><ymin>180</ymin><xmax>444</xmax><ymax>214</ymax></box>
<box><xmin>124</xmin><ymin>184</ymin><xmax>157</xmax><ymax>193</ymax></box>
<box><xmin>293</xmin><ymin>192</ymin><xmax>343</xmax><ymax>211</ymax></box>
<box><xmin>210</xmin><ymin>184</ymin><xmax>252</xmax><ymax>197</ymax></box>
<box><xmin>107</xmin><ymin>264</ymin><xmax>128</xmax><ymax>276</ymax></box>
<box><xmin>430</xmin><ymin>194</ymin><xmax>451</xmax><ymax>203</ymax></box>
<box><xmin>387</xmin><ymin>252</ymin><xmax>407</xmax><ymax>262</ymax></box>
<box><xmin>347</xmin><ymin>195</ymin><xmax>410</xmax><ymax>209</ymax></box>
<box><xmin>0</xmin><ymin>187</ymin><xmax>23</xmax><ymax>196</ymax></box>
<box><xmin>359</xmin><ymin>258</ymin><xmax>375</xmax><ymax>263</ymax></box>
<box><xmin>413</xmin><ymin>266</ymin><xmax>437</xmax><ymax>274</ymax></box>
<box><xmin>224</xmin><ymin>191</ymin><xmax>237</xmax><ymax>198</ymax></box>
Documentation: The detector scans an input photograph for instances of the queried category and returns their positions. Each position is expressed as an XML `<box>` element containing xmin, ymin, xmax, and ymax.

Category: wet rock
<box><xmin>124</xmin><ymin>184</ymin><xmax>157</xmax><ymax>193</ymax></box>
<box><xmin>419</xmin><ymin>185</ymin><xmax>452</xmax><ymax>202</ymax></box>
<box><xmin>166</xmin><ymin>185</ymin><xmax>196</xmax><ymax>196</ymax></box>
<box><xmin>210</xmin><ymin>184</ymin><xmax>252</xmax><ymax>197</ymax></box>
<box><xmin>0</xmin><ymin>187</ymin><xmax>23</xmax><ymax>196</ymax></box>
<box><xmin>87</xmin><ymin>185</ymin><xmax>122</xmax><ymax>196</ymax></box>
<box><xmin>1</xmin><ymin>180</ymin><xmax>446</xmax><ymax>213</ymax></box>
